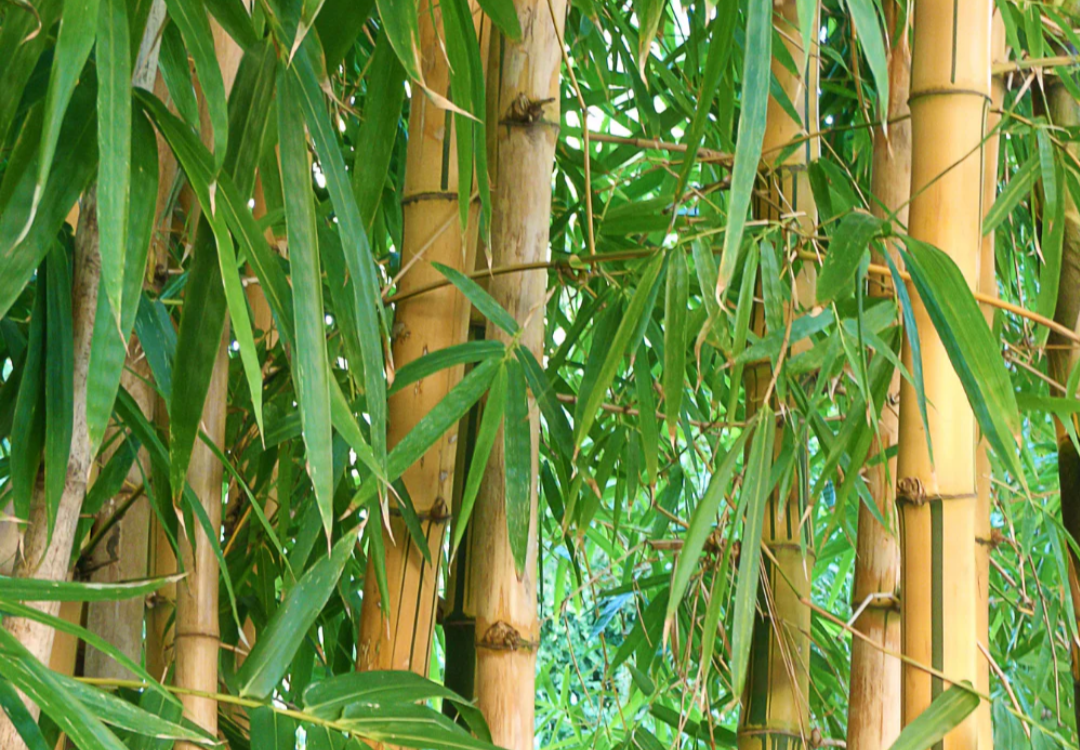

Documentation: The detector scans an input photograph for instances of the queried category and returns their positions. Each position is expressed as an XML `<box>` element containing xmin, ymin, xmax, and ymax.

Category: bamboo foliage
<box><xmin>0</xmin><ymin>1</ymin><xmax>1080</xmax><ymax>749</ymax></box>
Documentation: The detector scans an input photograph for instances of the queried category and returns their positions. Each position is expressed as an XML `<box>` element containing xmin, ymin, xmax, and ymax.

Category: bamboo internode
<box><xmin>466</xmin><ymin>2</ymin><xmax>565</xmax><ymax>747</ymax></box>
<box><xmin>846</xmin><ymin>3</ymin><xmax>909</xmax><ymax>747</ymax></box>
<box><xmin>356</xmin><ymin>0</ymin><xmax>481</xmax><ymax>680</ymax></box>
<box><xmin>898</xmin><ymin>0</ymin><xmax>991</xmax><ymax>745</ymax></box>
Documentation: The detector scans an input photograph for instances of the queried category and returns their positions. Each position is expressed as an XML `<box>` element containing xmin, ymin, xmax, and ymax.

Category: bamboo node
<box><xmin>977</xmin><ymin>528</ymin><xmax>1006</xmax><ymax>549</ymax></box>
<box><xmin>477</xmin><ymin>621</ymin><xmax>538</xmax><ymax>652</ymax></box>
<box><xmin>503</xmin><ymin>94</ymin><xmax>556</xmax><ymax>125</ymax></box>
<box><xmin>896</xmin><ymin>477</ymin><xmax>927</xmax><ymax>505</ymax></box>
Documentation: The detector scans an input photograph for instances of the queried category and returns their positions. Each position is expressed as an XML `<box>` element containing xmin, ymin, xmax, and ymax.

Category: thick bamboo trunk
<box><xmin>973</xmin><ymin>14</ymin><xmax>1006</xmax><ymax>748</ymax></box>
<box><xmin>0</xmin><ymin>190</ymin><xmax>102</xmax><ymax>750</ymax></box>
<box><xmin>171</xmin><ymin>23</ymin><xmax>244</xmax><ymax>747</ymax></box>
<box><xmin>356</xmin><ymin>2</ymin><xmax>481</xmax><ymax>676</ymax></box>
<box><xmin>466</xmin><ymin>2</ymin><xmax>564</xmax><ymax>748</ymax></box>
<box><xmin>1046</xmin><ymin>77</ymin><xmax>1080</xmax><ymax>735</ymax></box>
<box><xmin>846</xmin><ymin>4</ymin><xmax>909</xmax><ymax>747</ymax></box>
<box><xmin>897</xmin><ymin>0</ymin><xmax>990</xmax><ymax>745</ymax></box>
<box><xmin>737</xmin><ymin>2</ymin><xmax>817</xmax><ymax>748</ymax></box>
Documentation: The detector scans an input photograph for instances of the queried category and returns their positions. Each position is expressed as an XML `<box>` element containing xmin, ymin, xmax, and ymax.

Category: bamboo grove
<box><xmin>2</xmin><ymin>0</ymin><xmax>1080</xmax><ymax>748</ymax></box>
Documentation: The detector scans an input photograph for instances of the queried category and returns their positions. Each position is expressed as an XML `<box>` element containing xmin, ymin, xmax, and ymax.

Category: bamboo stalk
<box><xmin>974</xmin><ymin>14</ymin><xmax>1007</xmax><ymax>748</ymax></box>
<box><xmin>0</xmin><ymin>190</ymin><xmax>103</xmax><ymax>750</ymax></box>
<box><xmin>171</xmin><ymin>22</ymin><xmax>245</xmax><ymax>747</ymax></box>
<box><xmin>846</xmin><ymin>3</ymin><xmax>908</xmax><ymax>747</ymax></box>
<box><xmin>897</xmin><ymin>0</ymin><xmax>990</xmax><ymax>744</ymax></box>
<box><xmin>1046</xmin><ymin>72</ymin><xmax>1080</xmax><ymax>737</ymax></box>
<box><xmin>738</xmin><ymin>2</ymin><xmax>817</xmax><ymax>748</ymax></box>
<box><xmin>356</xmin><ymin>1</ymin><xmax>483</xmax><ymax>679</ymax></box>
<box><xmin>466</xmin><ymin>2</ymin><xmax>564</xmax><ymax>747</ymax></box>
<box><xmin>145</xmin><ymin>64</ymin><xmax>183</xmax><ymax>681</ymax></box>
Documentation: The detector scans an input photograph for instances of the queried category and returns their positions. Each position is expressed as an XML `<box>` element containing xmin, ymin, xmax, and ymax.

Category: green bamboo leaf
<box><xmin>433</xmin><ymin>262</ymin><xmax>520</xmax><ymax>336</ymax></box>
<box><xmin>162</xmin><ymin>0</ymin><xmax>229</xmax><ymax>167</ymax></box>
<box><xmin>292</xmin><ymin>42</ymin><xmax>387</xmax><ymax>462</ymax></box>
<box><xmin>0</xmin><ymin>82</ymin><xmax>98</xmax><ymax>320</ymax></box>
<box><xmin>23</xmin><ymin>0</ymin><xmax>99</xmax><ymax>241</ymax></box>
<box><xmin>1036</xmin><ymin>159</ymin><xmax>1065</xmax><ymax>345</ymax></box>
<box><xmin>731</xmin><ymin>410</ymin><xmax>774</xmax><ymax>699</ymax></box>
<box><xmin>250</xmin><ymin>707</ymin><xmax>297</xmax><ymax>750</ymax></box>
<box><xmin>158</xmin><ymin>20</ymin><xmax>200</xmax><ymax>128</ymax></box>
<box><xmin>0</xmin><ymin>678</ymin><xmax>50</xmax><ymax>750</ymax></box>
<box><xmin>441</xmin><ymin>0</ymin><xmax>490</xmax><ymax>230</ymax></box>
<box><xmin>390</xmin><ymin>341</ymin><xmax>506</xmax><ymax>396</ymax></box>
<box><xmin>675</xmin><ymin>3</ymin><xmax>736</xmax><ymax>202</ymax></box>
<box><xmin>374</xmin><ymin>0</ymin><xmax>423</xmax><ymax>81</ymax></box>
<box><xmin>665</xmin><ymin>427</ymin><xmax>751</xmax><ymax>624</ymax></box>
<box><xmin>846</xmin><ymin>0</ymin><xmax>889</xmax><ymax>120</ymax></box>
<box><xmin>0</xmin><ymin>629</ymin><xmax>128</xmax><ymax>750</ymax></box>
<box><xmin>304</xmin><ymin>670</ymin><xmax>491</xmax><ymax>740</ymax></box>
<box><xmin>452</xmin><ymin>364</ymin><xmax>505</xmax><ymax>558</ymax></box>
<box><xmin>11</xmin><ymin>258</ymin><xmax>47</xmax><ymax>521</ymax></box>
<box><xmin>315</xmin><ymin>0</ymin><xmax>374</xmax><ymax>68</ymax></box>
<box><xmin>53</xmin><ymin>674</ymin><xmax>210</xmax><ymax>744</ymax></box>
<box><xmin>166</xmin><ymin>224</ymin><xmax>227</xmax><ymax>497</ymax></box>
<box><xmin>887</xmin><ymin>683</ymin><xmax>979</xmax><ymax>750</ymax></box>
<box><xmin>900</xmin><ymin>237</ymin><xmax>1024</xmax><ymax>484</ymax></box>
<box><xmin>0</xmin><ymin>0</ymin><xmax>60</xmax><ymax>148</ymax></box>
<box><xmin>203</xmin><ymin>0</ymin><xmax>259</xmax><ymax>50</ymax></box>
<box><xmin>983</xmin><ymin>152</ymin><xmax>1038</xmax><ymax>235</ymax></box>
<box><xmin>351</xmin><ymin>34</ymin><xmax>406</xmax><ymax>232</ymax></box>
<box><xmin>715</xmin><ymin>0</ymin><xmax>770</xmax><ymax>299</ymax></box>
<box><xmin>338</xmin><ymin>704</ymin><xmax>500</xmax><ymax>750</ymax></box>
<box><xmin>388</xmin><ymin>357</ymin><xmax>501</xmax><ymax>481</ymax></box>
<box><xmin>95</xmin><ymin>0</ymin><xmax>131</xmax><ymax>322</ymax></box>
<box><xmin>279</xmin><ymin>64</ymin><xmax>335</xmax><ymax>540</ymax></box>
<box><xmin>477</xmin><ymin>0</ymin><xmax>520</xmax><ymax>38</ymax></box>
<box><xmin>43</xmin><ymin>245</ymin><xmax>73</xmax><ymax>542</ymax></box>
<box><xmin>663</xmin><ymin>248</ymin><xmax>688</xmax><ymax>444</ymax></box>
<box><xmin>0</xmin><ymin>597</ymin><xmax>174</xmax><ymax>704</ymax></box>
<box><xmin>514</xmin><ymin>345</ymin><xmax>573</xmax><ymax>459</ymax></box>
<box><xmin>817</xmin><ymin>211</ymin><xmax>886</xmax><ymax>304</ymax></box>
<box><xmin>575</xmin><ymin>253</ymin><xmax>664</xmax><ymax>449</ymax></box>
<box><xmin>86</xmin><ymin>110</ymin><xmax>159</xmax><ymax>452</ymax></box>
<box><xmin>134</xmin><ymin>297</ymin><xmax>177</xmax><ymax>402</ymax></box>
<box><xmin>504</xmin><ymin>358</ymin><xmax>531</xmax><ymax>576</ymax></box>
<box><xmin>238</xmin><ymin>533</ymin><xmax>354</xmax><ymax>699</ymax></box>
<box><xmin>882</xmin><ymin>250</ymin><xmax>930</xmax><ymax>458</ymax></box>
<box><xmin>0</xmin><ymin>572</ymin><xmax>183</xmax><ymax>602</ymax></box>
<box><xmin>633</xmin><ymin>350</ymin><xmax>659</xmax><ymax>485</ymax></box>
<box><xmin>634</xmin><ymin>0</ymin><xmax>664</xmax><ymax>80</ymax></box>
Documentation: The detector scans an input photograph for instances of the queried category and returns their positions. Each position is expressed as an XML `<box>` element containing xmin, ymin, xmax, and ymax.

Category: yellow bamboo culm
<box><xmin>465</xmin><ymin>2</ymin><xmax>564</xmax><ymax>748</ymax></box>
<box><xmin>898</xmin><ymin>0</ymin><xmax>990</xmax><ymax>745</ymax></box>
<box><xmin>356</xmin><ymin>2</ymin><xmax>482</xmax><ymax>679</ymax></box>
<box><xmin>738</xmin><ymin>2</ymin><xmax>817</xmax><ymax>748</ymax></box>
<box><xmin>171</xmin><ymin>22</ymin><xmax>245</xmax><ymax>748</ymax></box>
<box><xmin>846</xmin><ymin>3</ymin><xmax>909</xmax><ymax>747</ymax></box>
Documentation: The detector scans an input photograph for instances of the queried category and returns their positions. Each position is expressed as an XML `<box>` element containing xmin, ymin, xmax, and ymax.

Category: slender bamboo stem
<box><xmin>738</xmin><ymin>2</ymin><xmax>817</xmax><ymax>748</ymax></box>
<box><xmin>846</xmin><ymin>4</ymin><xmax>909</xmax><ymax>747</ymax></box>
<box><xmin>898</xmin><ymin>0</ymin><xmax>990</xmax><ymax>744</ymax></box>
<box><xmin>467</xmin><ymin>2</ymin><xmax>564</xmax><ymax>747</ymax></box>
<box><xmin>172</xmin><ymin>22</ymin><xmax>244</xmax><ymax>747</ymax></box>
